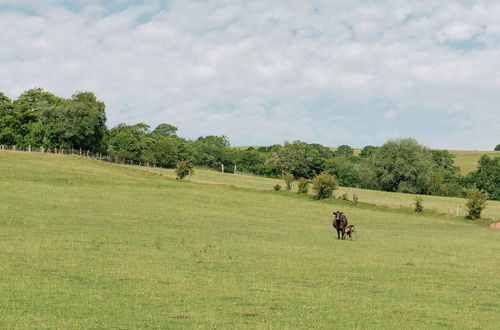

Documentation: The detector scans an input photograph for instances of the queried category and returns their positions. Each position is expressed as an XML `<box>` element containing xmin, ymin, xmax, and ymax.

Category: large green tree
<box><xmin>56</xmin><ymin>92</ymin><xmax>107</xmax><ymax>152</ymax></box>
<box><xmin>151</xmin><ymin>123</ymin><xmax>178</xmax><ymax>137</ymax></box>
<box><xmin>192</xmin><ymin>135</ymin><xmax>233</xmax><ymax>169</ymax></box>
<box><xmin>266</xmin><ymin>141</ymin><xmax>323</xmax><ymax>178</ymax></box>
<box><xmin>372</xmin><ymin>138</ymin><xmax>434</xmax><ymax>194</ymax></box>
<box><xmin>107</xmin><ymin>123</ymin><xmax>149</xmax><ymax>160</ymax></box>
<box><xmin>12</xmin><ymin>88</ymin><xmax>62</xmax><ymax>147</ymax></box>
<box><xmin>467</xmin><ymin>155</ymin><xmax>500</xmax><ymax>200</ymax></box>
<box><xmin>142</xmin><ymin>136</ymin><xmax>179</xmax><ymax>167</ymax></box>
<box><xmin>0</xmin><ymin>93</ymin><xmax>17</xmax><ymax>145</ymax></box>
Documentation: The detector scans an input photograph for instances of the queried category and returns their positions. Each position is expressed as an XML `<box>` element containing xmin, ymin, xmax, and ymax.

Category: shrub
<box><xmin>340</xmin><ymin>193</ymin><xmax>349</xmax><ymax>201</ymax></box>
<box><xmin>465</xmin><ymin>187</ymin><xmax>488</xmax><ymax>220</ymax></box>
<box><xmin>175</xmin><ymin>159</ymin><xmax>194</xmax><ymax>179</ymax></box>
<box><xmin>283</xmin><ymin>172</ymin><xmax>294</xmax><ymax>191</ymax></box>
<box><xmin>311</xmin><ymin>173</ymin><xmax>338</xmax><ymax>199</ymax></box>
<box><xmin>273</xmin><ymin>184</ymin><xmax>282</xmax><ymax>191</ymax></box>
<box><xmin>297</xmin><ymin>178</ymin><xmax>309</xmax><ymax>194</ymax></box>
<box><xmin>414</xmin><ymin>196</ymin><xmax>424</xmax><ymax>212</ymax></box>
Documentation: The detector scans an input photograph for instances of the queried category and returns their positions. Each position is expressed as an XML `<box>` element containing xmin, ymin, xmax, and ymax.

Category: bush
<box><xmin>273</xmin><ymin>184</ymin><xmax>282</xmax><ymax>191</ymax></box>
<box><xmin>465</xmin><ymin>187</ymin><xmax>488</xmax><ymax>220</ymax></box>
<box><xmin>297</xmin><ymin>178</ymin><xmax>309</xmax><ymax>194</ymax></box>
<box><xmin>175</xmin><ymin>159</ymin><xmax>194</xmax><ymax>179</ymax></box>
<box><xmin>311</xmin><ymin>173</ymin><xmax>338</xmax><ymax>199</ymax></box>
<box><xmin>495</xmin><ymin>144</ymin><xmax>500</xmax><ymax>151</ymax></box>
<box><xmin>283</xmin><ymin>172</ymin><xmax>294</xmax><ymax>191</ymax></box>
<box><xmin>414</xmin><ymin>196</ymin><xmax>424</xmax><ymax>212</ymax></box>
<box><xmin>340</xmin><ymin>193</ymin><xmax>349</xmax><ymax>201</ymax></box>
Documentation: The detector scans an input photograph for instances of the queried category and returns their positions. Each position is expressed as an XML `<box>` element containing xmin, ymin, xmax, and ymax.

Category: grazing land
<box><xmin>1</xmin><ymin>151</ymin><xmax>499</xmax><ymax>328</ymax></box>
<box><xmin>450</xmin><ymin>150</ymin><xmax>500</xmax><ymax>174</ymax></box>
<box><xmin>137</xmin><ymin>166</ymin><xmax>500</xmax><ymax>220</ymax></box>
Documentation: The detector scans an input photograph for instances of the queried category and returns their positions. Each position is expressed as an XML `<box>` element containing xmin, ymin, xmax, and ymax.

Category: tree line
<box><xmin>1</xmin><ymin>88</ymin><xmax>498</xmax><ymax>201</ymax></box>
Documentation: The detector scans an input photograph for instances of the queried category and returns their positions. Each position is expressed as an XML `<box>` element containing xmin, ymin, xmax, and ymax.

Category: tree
<box><xmin>142</xmin><ymin>136</ymin><xmax>178</xmax><ymax>167</ymax></box>
<box><xmin>465</xmin><ymin>187</ymin><xmax>488</xmax><ymax>220</ymax></box>
<box><xmin>495</xmin><ymin>144</ymin><xmax>500</xmax><ymax>151</ymax></box>
<box><xmin>55</xmin><ymin>92</ymin><xmax>107</xmax><ymax>152</ymax></box>
<box><xmin>266</xmin><ymin>141</ymin><xmax>323</xmax><ymax>178</ymax></box>
<box><xmin>311</xmin><ymin>173</ymin><xmax>338</xmax><ymax>199</ymax></box>
<box><xmin>466</xmin><ymin>155</ymin><xmax>500</xmax><ymax>200</ymax></box>
<box><xmin>372</xmin><ymin>138</ymin><xmax>434</xmax><ymax>194</ymax></box>
<box><xmin>107</xmin><ymin>123</ymin><xmax>149</xmax><ymax>160</ymax></box>
<box><xmin>430</xmin><ymin>150</ymin><xmax>459</xmax><ymax>175</ymax></box>
<box><xmin>335</xmin><ymin>145</ymin><xmax>354</xmax><ymax>157</ymax></box>
<box><xmin>192</xmin><ymin>135</ymin><xmax>231</xmax><ymax>169</ymax></box>
<box><xmin>152</xmin><ymin>123</ymin><xmax>178</xmax><ymax>137</ymax></box>
<box><xmin>175</xmin><ymin>159</ymin><xmax>194</xmax><ymax>179</ymax></box>
<box><xmin>324</xmin><ymin>156</ymin><xmax>362</xmax><ymax>187</ymax></box>
<box><xmin>360</xmin><ymin>145</ymin><xmax>378</xmax><ymax>158</ymax></box>
<box><xmin>235</xmin><ymin>148</ymin><xmax>266</xmax><ymax>174</ymax></box>
<box><xmin>0</xmin><ymin>92</ymin><xmax>17</xmax><ymax>145</ymax></box>
<box><xmin>11</xmin><ymin>88</ymin><xmax>62</xmax><ymax>147</ymax></box>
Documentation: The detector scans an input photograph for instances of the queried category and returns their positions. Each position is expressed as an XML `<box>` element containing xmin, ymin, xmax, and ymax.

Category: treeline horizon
<box><xmin>1</xmin><ymin>88</ymin><xmax>498</xmax><ymax>201</ymax></box>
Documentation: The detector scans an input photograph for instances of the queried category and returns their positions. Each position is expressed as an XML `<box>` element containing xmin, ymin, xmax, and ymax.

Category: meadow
<box><xmin>0</xmin><ymin>151</ymin><xmax>499</xmax><ymax>328</ymax></box>
<box><xmin>449</xmin><ymin>150</ymin><xmax>500</xmax><ymax>174</ymax></box>
<box><xmin>137</xmin><ymin>166</ymin><xmax>500</xmax><ymax>221</ymax></box>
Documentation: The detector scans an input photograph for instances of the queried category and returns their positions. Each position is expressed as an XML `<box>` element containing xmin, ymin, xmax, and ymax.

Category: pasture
<box><xmin>450</xmin><ymin>150</ymin><xmax>500</xmax><ymax>174</ymax></box>
<box><xmin>0</xmin><ymin>151</ymin><xmax>499</xmax><ymax>328</ymax></box>
<box><xmin>135</xmin><ymin>166</ymin><xmax>500</xmax><ymax>220</ymax></box>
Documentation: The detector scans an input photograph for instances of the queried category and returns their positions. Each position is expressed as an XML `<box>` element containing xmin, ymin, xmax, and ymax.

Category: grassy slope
<box><xmin>450</xmin><ymin>150</ymin><xmax>500</xmax><ymax>174</ymax></box>
<box><xmin>136</xmin><ymin>166</ymin><xmax>500</xmax><ymax>221</ymax></box>
<box><xmin>1</xmin><ymin>151</ymin><xmax>499</xmax><ymax>328</ymax></box>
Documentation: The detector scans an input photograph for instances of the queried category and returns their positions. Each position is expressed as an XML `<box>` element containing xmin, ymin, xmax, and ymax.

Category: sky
<box><xmin>1</xmin><ymin>0</ymin><xmax>499</xmax><ymax>150</ymax></box>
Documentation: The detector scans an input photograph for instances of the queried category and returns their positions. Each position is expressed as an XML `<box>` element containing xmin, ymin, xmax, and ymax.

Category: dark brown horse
<box><xmin>332</xmin><ymin>211</ymin><xmax>348</xmax><ymax>240</ymax></box>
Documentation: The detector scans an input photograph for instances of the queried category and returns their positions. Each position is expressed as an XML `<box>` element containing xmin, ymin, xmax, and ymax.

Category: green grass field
<box><xmin>134</xmin><ymin>166</ymin><xmax>500</xmax><ymax>221</ymax></box>
<box><xmin>1</xmin><ymin>151</ymin><xmax>499</xmax><ymax>328</ymax></box>
<box><xmin>449</xmin><ymin>150</ymin><xmax>500</xmax><ymax>174</ymax></box>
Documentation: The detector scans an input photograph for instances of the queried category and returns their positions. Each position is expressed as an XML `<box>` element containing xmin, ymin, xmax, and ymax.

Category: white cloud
<box><xmin>0</xmin><ymin>0</ymin><xmax>499</xmax><ymax>149</ymax></box>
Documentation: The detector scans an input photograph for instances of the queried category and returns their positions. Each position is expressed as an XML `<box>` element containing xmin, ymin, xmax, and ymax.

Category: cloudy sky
<box><xmin>1</xmin><ymin>0</ymin><xmax>499</xmax><ymax>149</ymax></box>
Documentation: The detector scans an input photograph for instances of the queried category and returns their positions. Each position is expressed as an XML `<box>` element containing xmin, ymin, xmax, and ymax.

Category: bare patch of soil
<box><xmin>488</xmin><ymin>222</ymin><xmax>500</xmax><ymax>229</ymax></box>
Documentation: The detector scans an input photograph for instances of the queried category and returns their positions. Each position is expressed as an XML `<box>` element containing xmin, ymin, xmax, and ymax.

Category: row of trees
<box><xmin>1</xmin><ymin>88</ymin><xmax>498</xmax><ymax>201</ymax></box>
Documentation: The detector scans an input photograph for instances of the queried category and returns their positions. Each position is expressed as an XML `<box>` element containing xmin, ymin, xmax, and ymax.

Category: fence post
<box><xmin>221</xmin><ymin>164</ymin><xmax>224</xmax><ymax>173</ymax></box>
<box><xmin>234</xmin><ymin>165</ymin><xmax>236</xmax><ymax>173</ymax></box>
<box><xmin>13</xmin><ymin>145</ymin><xmax>16</xmax><ymax>151</ymax></box>
<box><xmin>28</xmin><ymin>145</ymin><xmax>31</xmax><ymax>152</ymax></box>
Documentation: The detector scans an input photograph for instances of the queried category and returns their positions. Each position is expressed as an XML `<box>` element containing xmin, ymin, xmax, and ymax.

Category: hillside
<box><xmin>0</xmin><ymin>151</ymin><xmax>499</xmax><ymax>328</ymax></box>
<box><xmin>130</xmin><ymin>165</ymin><xmax>500</xmax><ymax>221</ymax></box>
<box><xmin>450</xmin><ymin>150</ymin><xmax>500</xmax><ymax>174</ymax></box>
